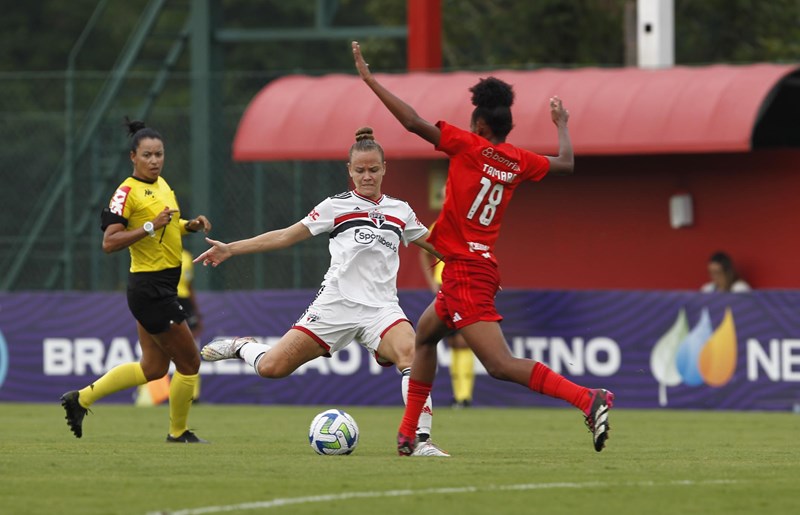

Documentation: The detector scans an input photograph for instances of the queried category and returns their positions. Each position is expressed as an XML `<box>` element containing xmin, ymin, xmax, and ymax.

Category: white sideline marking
<box><xmin>147</xmin><ymin>479</ymin><xmax>738</xmax><ymax>515</ymax></box>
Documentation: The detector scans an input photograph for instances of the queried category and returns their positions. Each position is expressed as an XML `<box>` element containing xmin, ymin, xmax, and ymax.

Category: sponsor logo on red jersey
<box><xmin>481</xmin><ymin>147</ymin><xmax>520</xmax><ymax>171</ymax></box>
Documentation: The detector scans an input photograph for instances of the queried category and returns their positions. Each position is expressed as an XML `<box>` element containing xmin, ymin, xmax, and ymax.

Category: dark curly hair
<box><xmin>469</xmin><ymin>77</ymin><xmax>514</xmax><ymax>139</ymax></box>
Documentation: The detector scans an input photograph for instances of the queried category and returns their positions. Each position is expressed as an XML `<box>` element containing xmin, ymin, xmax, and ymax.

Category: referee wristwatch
<box><xmin>143</xmin><ymin>221</ymin><xmax>156</xmax><ymax>237</ymax></box>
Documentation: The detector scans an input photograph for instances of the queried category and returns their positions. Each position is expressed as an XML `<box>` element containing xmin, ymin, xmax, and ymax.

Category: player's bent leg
<box><xmin>462</xmin><ymin>322</ymin><xmax>616</xmax><ymax>452</ymax></box>
<box><xmin>256</xmin><ymin>329</ymin><xmax>326</xmax><ymax>378</ymax></box>
<box><xmin>373</xmin><ymin>320</ymin><xmax>415</xmax><ymax>370</ymax></box>
<box><xmin>459</xmin><ymin>321</ymin><xmax>532</xmax><ymax>384</ymax></box>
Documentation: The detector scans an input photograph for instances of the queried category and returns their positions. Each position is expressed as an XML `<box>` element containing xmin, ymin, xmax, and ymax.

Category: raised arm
<box><xmin>352</xmin><ymin>41</ymin><xmax>441</xmax><ymax>146</ymax></box>
<box><xmin>545</xmin><ymin>96</ymin><xmax>574</xmax><ymax>176</ymax></box>
<box><xmin>195</xmin><ymin>221</ymin><xmax>312</xmax><ymax>267</ymax></box>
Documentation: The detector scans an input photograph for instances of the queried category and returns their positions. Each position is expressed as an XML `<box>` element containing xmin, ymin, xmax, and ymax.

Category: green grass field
<box><xmin>0</xmin><ymin>403</ymin><xmax>797</xmax><ymax>515</ymax></box>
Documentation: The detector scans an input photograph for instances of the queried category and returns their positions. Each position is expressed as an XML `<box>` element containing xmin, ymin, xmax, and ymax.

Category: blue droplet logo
<box><xmin>0</xmin><ymin>329</ymin><xmax>8</xmax><ymax>390</ymax></box>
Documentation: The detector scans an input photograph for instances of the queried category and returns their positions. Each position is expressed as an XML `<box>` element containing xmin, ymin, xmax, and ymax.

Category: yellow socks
<box><xmin>168</xmin><ymin>371</ymin><xmax>199</xmax><ymax>438</ymax></box>
<box><xmin>450</xmin><ymin>348</ymin><xmax>475</xmax><ymax>403</ymax></box>
<box><xmin>75</xmin><ymin>363</ymin><xmax>200</xmax><ymax>439</ymax></box>
<box><xmin>193</xmin><ymin>375</ymin><xmax>201</xmax><ymax>401</ymax></box>
<box><xmin>78</xmin><ymin>362</ymin><xmax>147</xmax><ymax>407</ymax></box>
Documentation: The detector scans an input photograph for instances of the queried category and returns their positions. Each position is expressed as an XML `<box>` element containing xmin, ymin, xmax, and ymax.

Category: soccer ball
<box><xmin>308</xmin><ymin>408</ymin><xmax>359</xmax><ymax>455</ymax></box>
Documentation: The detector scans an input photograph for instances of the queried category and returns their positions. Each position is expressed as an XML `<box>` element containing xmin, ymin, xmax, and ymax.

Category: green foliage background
<box><xmin>3</xmin><ymin>1</ymin><xmax>799</xmax><ymax>82</ymax></box>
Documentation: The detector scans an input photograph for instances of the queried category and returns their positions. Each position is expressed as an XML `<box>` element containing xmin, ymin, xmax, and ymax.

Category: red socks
<box><xmin>399</xmin><ymin>379</ymin><xmax>432</xmax><ymax>438</ymax></box>
<box><xmin>529</xmin><ymin>362</ymin><xmax>590</xmax><ymax>412</ymax></box>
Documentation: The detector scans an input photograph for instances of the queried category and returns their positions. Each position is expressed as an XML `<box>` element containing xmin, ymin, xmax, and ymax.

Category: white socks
<box><xmin>239</xmin><ymin>341</ymin><xmax>272</xmax><ymax>371</ymax></box>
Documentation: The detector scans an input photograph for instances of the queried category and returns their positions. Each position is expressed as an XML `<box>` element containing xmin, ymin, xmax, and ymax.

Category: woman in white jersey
<box><xmin>197</xmin><ymin>127</ymin><xmax>448</xmax><ymax>456</ymax></box>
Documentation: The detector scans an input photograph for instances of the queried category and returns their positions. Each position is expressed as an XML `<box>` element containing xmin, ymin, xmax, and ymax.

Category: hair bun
<box><xmin>124</xmin><ymin>116</ymin><xmax>147</xmax><ymax>137</ymax></box>
<box><xmin>355</xmin><ymin>126</ymin><xmax>375</xmax><ymax>142</ymax></box>
<box><xmin>470</xmin><ymin>77</ymin><xmax>514</xmax><ymax>109</ymax></box>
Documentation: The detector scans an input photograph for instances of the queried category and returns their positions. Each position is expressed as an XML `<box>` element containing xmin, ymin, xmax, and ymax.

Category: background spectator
<box><xmin>701</xmin><ymin>251</ymin><xmax>751</xmax><ymax>292</ymax></box>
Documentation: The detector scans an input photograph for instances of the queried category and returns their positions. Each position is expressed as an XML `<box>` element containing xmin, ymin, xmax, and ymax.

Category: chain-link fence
<box><xmin>0</xmin><ymin>72</ymin><xmax>350</xmax><ymax>292</ymax></box>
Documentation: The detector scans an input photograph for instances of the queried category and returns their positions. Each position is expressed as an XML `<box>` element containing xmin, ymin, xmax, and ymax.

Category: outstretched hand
<box><xmin>193</xmin><ymin>237</ymin><xmax>232</xmax><ymax>267</ymax></box>
<box><xmin>352</xmin><ymin>41</ymin><xmax>373</xmax><ymax>82</ymax></box>
<box><xmin>187</xmin><ymin>215</ymin><xmax>212</xmax><ymax>234</ymax></box>
<box><xmin>549</xmin><ymin>96</ymin><xmax>569</xmax><ymax>126</ymax></box>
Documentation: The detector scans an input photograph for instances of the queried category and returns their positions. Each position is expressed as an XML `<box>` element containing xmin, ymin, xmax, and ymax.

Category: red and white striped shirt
<box><xmin>302</xmin><ymin>190</ymin><xmax>428</xmax><ymax>307</ymax></box>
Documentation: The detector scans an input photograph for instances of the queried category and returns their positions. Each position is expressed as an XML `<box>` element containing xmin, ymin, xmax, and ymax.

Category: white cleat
<box><xmin>201</xmin><ymin>337</ymin><xmax>257</xmax><ymax>362</ymax></box>
<box><xmin>411</xmin><ymin>439</ymin><xmax>450</xmax><ymax>457</ymax></box>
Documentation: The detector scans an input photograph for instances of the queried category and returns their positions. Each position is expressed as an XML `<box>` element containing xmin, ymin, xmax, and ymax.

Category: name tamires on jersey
<box><xmin>302</xmin><ymin>190</ymin><xmax>427</xmax><ymax>308</ymax></box>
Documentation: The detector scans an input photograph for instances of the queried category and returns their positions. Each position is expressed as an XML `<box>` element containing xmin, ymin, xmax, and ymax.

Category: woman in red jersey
<box><xmin>352</xmin><ymin>41</ymin><xmax>614</xmax><ymax>455</ymax></box>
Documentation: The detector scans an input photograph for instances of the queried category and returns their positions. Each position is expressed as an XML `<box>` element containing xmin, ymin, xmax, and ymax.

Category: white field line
<box><xmin>147</xmin><ymin>479</ymin><xmax>739</xmax><ymax>515</ymax></box>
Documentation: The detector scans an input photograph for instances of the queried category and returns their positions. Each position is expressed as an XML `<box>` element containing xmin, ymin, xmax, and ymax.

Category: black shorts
<box><xmin>178</xmin><ymin>297</ymin><xmax>200</xmax><ymax>330</ymax></box>
<box><xmin>127</xmin><ymin>267</ymin><xmax>188</xmax><ymax>334</ymax></box>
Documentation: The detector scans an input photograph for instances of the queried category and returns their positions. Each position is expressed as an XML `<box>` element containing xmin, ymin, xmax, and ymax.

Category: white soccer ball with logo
<box><xmin>309</xmin><ymin>408</ymin><xmax>359</xmax><ymax>455</ymax></box>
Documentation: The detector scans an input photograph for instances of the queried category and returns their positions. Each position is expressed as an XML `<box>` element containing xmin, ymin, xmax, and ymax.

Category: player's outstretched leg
<box><xmin>201</xmin><ymin>336</ymin><xmax>257</xmax><ymax>361</ymax></box>
<box><xmin>584</xmin><ymin>389</ymin><xmax>614</xmax><ymax>452</ymax></box>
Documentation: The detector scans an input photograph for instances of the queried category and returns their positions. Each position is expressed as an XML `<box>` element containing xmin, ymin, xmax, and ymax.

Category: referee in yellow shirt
<box><xmin>61</xmin><ymin>118</ymin><xmax>212</xmax><ymax>443</ymax></box>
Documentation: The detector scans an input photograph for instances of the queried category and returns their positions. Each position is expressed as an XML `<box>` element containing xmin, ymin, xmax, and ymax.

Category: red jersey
<box><xmin>429</xmin><ymin>121</ymin><xmax>550</xmax><ymax>264</ymax></box>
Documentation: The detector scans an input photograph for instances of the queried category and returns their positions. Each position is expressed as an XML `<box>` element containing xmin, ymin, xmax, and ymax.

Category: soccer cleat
<box><xmin>397</xmin><ymin>432</ymin><xmax>416</xmax><ymax>456</ymax></box>
<box><xmin>584</xmin><ymin>388</ymin><xmax>615</xmax><ymax>452</ymax></box>
<box><xmin>411</xmin><ymin>438</ymin><xmax>450</xmax><ymax>457</ymax></box>
<box><xmin>60</xmin><ymin>390</ymin><xmax>89</xmax><ymax>438</ymax></box>
<box><xmin>166</xmin><ymin>430</ymin><xmax>209</xmax><ymax>443</ymax></box>
<box><xmin>200</xmin><ymin>336</ymin><xmax>257</xmax><ymax>362</ymax></box>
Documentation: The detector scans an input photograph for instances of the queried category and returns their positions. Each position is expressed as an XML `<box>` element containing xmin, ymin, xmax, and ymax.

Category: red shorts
<box><xmin>435</xmin><ymin>258</ymin><xmax>502</xmax><ymax>330</ymax></box>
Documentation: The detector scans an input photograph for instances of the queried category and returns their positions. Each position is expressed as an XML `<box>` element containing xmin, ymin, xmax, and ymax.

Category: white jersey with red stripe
<box><xmin>301</xmin><ymin>190</ymin><xmax>428</xmax><ymax>307</ymax></box>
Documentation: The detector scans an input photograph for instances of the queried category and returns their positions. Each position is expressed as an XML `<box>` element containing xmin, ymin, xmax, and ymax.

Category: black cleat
<box><xmin>60</xmin><ymin>390</ymin><xmax>89</xmax><ymax>438</ymax></box>
<box><xmin>166</xmin><ymin>430</ymin><xmax>209</xmax><ymax>444</ymax></box>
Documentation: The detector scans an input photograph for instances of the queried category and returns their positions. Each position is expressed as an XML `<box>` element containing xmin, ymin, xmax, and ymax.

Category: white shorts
<box><xmin>292</xmin><ymin>284</ymin><xmax>409</xmax><ymax>366</ymax></box>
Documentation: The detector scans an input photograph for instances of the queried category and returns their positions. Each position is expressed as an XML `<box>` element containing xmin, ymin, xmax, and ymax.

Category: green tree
<box><xmin>676</xmin><ymin>0</ymin><xmax>800</xmax><ymax>64</ymax></box>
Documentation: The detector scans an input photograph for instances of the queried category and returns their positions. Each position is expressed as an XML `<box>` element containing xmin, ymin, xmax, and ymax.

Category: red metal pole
<box><xmin>407</xmin><ymin>0</ymin><xmax>442</xmax><ymax>71</ymax></box>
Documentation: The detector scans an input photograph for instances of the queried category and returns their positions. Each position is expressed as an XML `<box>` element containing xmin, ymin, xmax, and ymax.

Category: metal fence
<box><xmin>0</xmin><ymin>72</ymin><xmax>349</xmax><ymax>292</ymax></box>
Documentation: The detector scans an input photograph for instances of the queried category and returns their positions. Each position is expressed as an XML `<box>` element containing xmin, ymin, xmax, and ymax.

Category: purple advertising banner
<box><xmin>0</xmin><ymin>290</ymin><xmax>798</xmax><ymax>410</ymax></box>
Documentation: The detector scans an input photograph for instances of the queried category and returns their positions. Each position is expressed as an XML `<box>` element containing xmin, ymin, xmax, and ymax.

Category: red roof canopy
<box><xmin>233</xmin><ymin>64</ymin><xmax>798</xmax><ymax>161</ymax></box>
